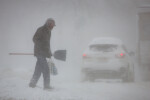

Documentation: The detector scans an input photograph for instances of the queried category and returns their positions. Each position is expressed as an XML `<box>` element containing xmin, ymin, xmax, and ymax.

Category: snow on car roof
<box><xmin>89</xmin><ymin>37</ymin><xmax>123</xmax><ymax>46</ymax></box>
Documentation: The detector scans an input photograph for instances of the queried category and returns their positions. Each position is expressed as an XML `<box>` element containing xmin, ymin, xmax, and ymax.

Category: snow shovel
<box><xmin>9</xmin><ymin>50</ymin><xmax>67</xmax><ymax>61</ymax></box>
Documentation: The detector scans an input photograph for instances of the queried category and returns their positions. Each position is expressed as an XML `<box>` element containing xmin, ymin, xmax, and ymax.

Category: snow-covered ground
<box><xmin>0</xmin><ymin>67</ymin><xmax>150</xmax><ymax>100</ymax></box>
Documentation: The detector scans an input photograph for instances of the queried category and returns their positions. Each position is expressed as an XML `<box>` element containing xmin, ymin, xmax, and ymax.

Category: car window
<box><xmin>89</xmin><ymin>44</ymin><xmax>118</xmax><ymax>52</ymax></box>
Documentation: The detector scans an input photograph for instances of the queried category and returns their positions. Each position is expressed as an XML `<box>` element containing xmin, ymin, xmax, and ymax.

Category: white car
<box><xmin>81</xmin><ymin>37</ymin><xmax>134</xmax><ymax>82</ymax></box>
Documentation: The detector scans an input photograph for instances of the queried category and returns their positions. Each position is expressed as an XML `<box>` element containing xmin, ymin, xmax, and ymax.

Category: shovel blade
<box><xmin>53</xmin><ymin>50</ymin><xmax>66</xmax><ymax>61</ymax></box>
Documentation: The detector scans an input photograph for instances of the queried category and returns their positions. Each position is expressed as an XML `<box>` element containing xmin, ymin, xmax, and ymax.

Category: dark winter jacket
<box><xmin>33</xmin><ymin>24</ymin><xmax>52</xmax><ymax>58</ymax></box>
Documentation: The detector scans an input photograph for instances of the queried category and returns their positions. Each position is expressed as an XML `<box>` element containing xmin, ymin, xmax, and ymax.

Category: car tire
<box><xmin>122</xmin><ymin>64</ymin><xmax>135</xmax><ymax>82</ymax></box>
<box><xmin>81</xmin><ymin>72</ymin><xmax>88</xmax><ymax>82</ymax></box>
<box><xmin>128</xmin><ymin>71</ymin><xmax>135</xmax><ymax>82</ymax></box>
<box><xmin>122</xmin><ymin>71</ymin><xmax>134</xmax><ymax>82</ymax></box>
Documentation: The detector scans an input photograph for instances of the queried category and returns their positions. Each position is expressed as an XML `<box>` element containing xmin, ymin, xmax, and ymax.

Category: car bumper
<box><xmin>82</xmin><ymin>62</ymin><xmax>129</xmax><ymax>79</ymax></box>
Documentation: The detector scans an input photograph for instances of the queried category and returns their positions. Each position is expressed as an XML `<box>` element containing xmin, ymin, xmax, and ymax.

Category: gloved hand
<box><xmin>47</xmin><ymin>58</ymin><xmax>54</xmax><ymax>66</ymax></box>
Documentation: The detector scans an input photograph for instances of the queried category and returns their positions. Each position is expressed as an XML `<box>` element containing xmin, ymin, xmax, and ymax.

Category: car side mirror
<box><xmin>128</xmin><ymin>51</ymin><xmax>135</xmax><ymax>56</ymax></box>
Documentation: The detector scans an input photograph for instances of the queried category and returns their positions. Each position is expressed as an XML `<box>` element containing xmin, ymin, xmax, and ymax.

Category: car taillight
<box><xmin>82</xmin><ymin>53</ymin><xmax>90</xmax><ymax>59</ymax></box>
<box><xmin>83</xmin><ymin>54</ymin><xmax>87</xmax><ymax>57</ymax></box>
<box><xmin>116</xmin><ymin>53</ymin><xmax>125</xmax><ymax>58</ymax></box>
<box><xmin>120</xmin><ymin>53</ymin><xmax>124</xmax><ymax>57</ymax></box>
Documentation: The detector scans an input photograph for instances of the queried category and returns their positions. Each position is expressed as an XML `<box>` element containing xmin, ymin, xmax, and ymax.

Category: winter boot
<box><xmin>29</xmin><ymin>82</ymin><xmax>36</xmax><ymax>88</ymax></box>
<box><xmin>43</xmin><ymin>86</ymin><xmax>53</xmax><ymax>90</ymax></box>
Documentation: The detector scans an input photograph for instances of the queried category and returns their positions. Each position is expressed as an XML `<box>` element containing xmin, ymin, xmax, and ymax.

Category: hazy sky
<box><xmin>0</xmin><ymin>0</ymin><xmax>138</xmax><ymax>68</ymax></box>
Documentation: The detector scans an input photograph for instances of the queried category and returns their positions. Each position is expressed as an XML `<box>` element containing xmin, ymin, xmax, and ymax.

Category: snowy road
<box><xmin>0</xmin><ymin>67</ymin><xmax>150</xmax><ymax>100</ymax></box>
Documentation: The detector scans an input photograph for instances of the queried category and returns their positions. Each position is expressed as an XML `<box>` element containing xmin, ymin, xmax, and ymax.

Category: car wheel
<box><xmin>122</xmin><ymin>64</ymin><xmax>135</xmax><ymax>83</ymax></box>
<box><xmin>122</xmin><ymin>71</ymin><xmax>134</xmax><ymax>82</ymax></box>
<box><xmin>81</xmin><ymin>72</ymin><xmax>88</xmax><ymax>82</ymax></box>
<box><xmin>128</xmin><ymin>71</ymin><xmax>135</xmax><ymax>82</ymax></box>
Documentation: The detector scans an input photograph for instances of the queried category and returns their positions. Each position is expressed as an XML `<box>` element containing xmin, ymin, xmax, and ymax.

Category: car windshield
<box><xmin>90</xmin><ymin>44</ymin><xmax>118</xmax><ymax>52</ymax></box>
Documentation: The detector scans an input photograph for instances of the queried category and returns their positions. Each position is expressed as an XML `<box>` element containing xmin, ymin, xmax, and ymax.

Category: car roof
<box><xmin>89</xmin><ymin>37</ymin><xmax>123</xmax><ymax>46</ymax></box>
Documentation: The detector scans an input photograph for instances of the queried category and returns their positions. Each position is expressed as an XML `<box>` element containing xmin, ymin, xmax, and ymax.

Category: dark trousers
<box><xmin>30</xmin><ymin>56</ymin><xmax>50</xmax><ymax>88</ymax></box>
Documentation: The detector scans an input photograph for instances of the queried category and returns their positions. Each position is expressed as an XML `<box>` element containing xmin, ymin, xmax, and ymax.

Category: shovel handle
<box><xmin>9</xmin><ymin>53</ymin><xmax>34</xmax><ymax>55</ymax></box>
<box><xmin>9</xmin><ymin>50</ymin><xmax>66</xmax><ymax>61</ymax></box>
